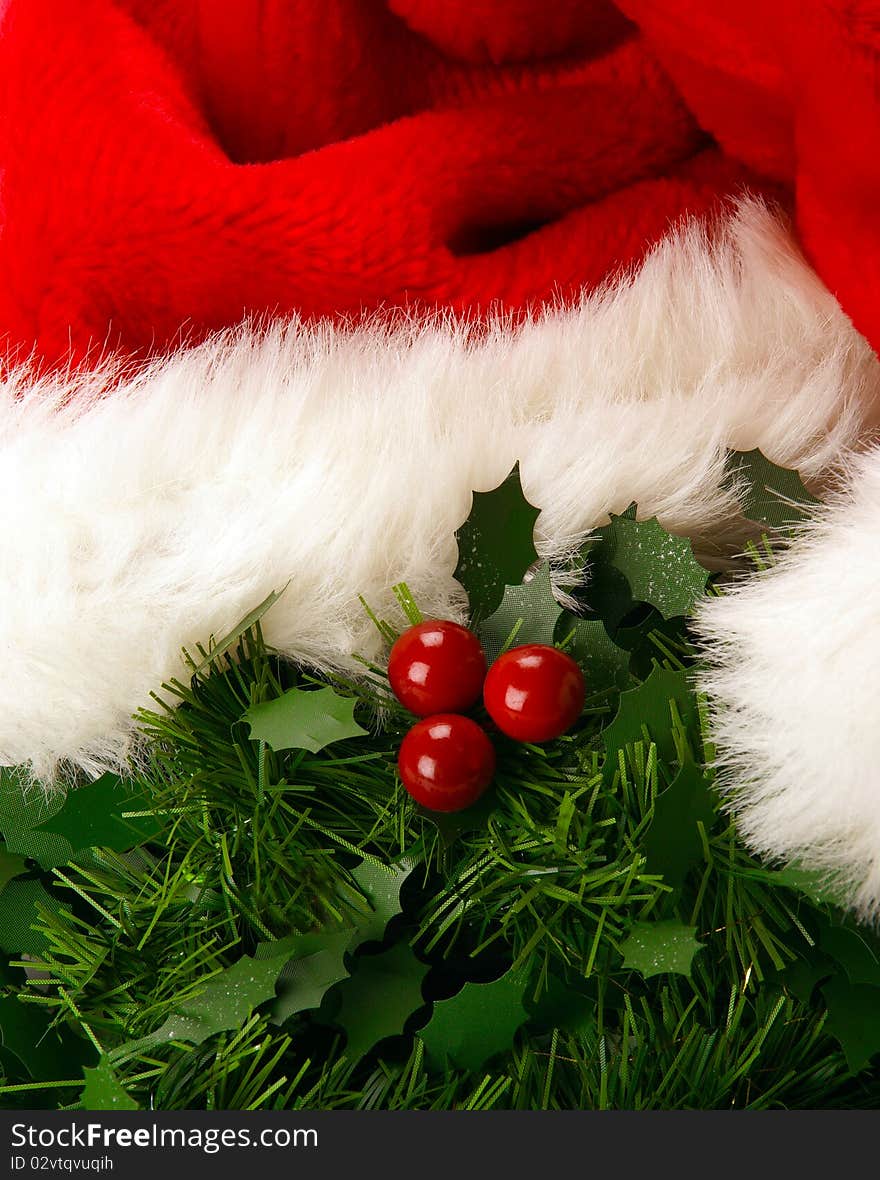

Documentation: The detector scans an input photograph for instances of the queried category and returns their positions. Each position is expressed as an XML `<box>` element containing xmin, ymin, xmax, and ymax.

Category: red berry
<box><xmin>398</xmin><ymin>714</ymin><xmax>495</xmax><ymax>812</ymax></box>
<box><xmin>388</xmin><ymin>620</ymin><xmax>486</xmax><ymax>717</ymax></box>
<box><xmin>483</xmin><ymin>644</ymin><xmax>585</xmax><ymax>743</ymax></box>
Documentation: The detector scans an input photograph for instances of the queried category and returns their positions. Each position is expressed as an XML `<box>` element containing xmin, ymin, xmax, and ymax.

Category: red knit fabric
<box><xmin>0</xmin><ymin>0</ymin><xmax>873</xmax><ymax>366</ymax></box>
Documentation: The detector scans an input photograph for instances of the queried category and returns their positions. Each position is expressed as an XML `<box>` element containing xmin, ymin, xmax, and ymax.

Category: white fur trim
<box><xmin>696</xmin><ymin>447</ymin><xmax>880</xmax><ymax>917</ymax></box>
<box><xmin>0</xmin><ymin>202</ymin><xmax>877</xmax><ymax>780</ymax></box>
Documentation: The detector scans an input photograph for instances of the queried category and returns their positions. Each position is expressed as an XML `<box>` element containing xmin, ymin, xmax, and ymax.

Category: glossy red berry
<box><xmin>398</xmin><ymin>714</ymin><xmax>495</xmax><ymax>812</ymax></box>
<box><xmin>388</xmin><ymin>620</ymin><xmax>486</xmax><ymax>716</ymax></box>
<box><xmin>483</xmin><ymin>644</ymin><xmax>585</xmax><ymax>743</ymax></box>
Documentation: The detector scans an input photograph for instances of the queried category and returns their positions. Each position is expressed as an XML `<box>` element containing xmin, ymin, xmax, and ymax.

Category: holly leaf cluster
<box><xmin>452</xmin><ymin>467</ymin><xmax>710</xmax><ymax>701</ymax></box>
<box><xmin>138</xmin><ymin>858</ymin><xmax>419</xmax><ymax>1050</ymax></box>
<box><xmin>773</xmin><ymin>899</ymin><xmax>880</xmax><ymax>1072</ymax></box>
<box><xmin>454</xmin><ymin>452</ymin><xmax>820</xmax><ymax>709</ymax></box>
<box><xmin>0</xmin><ymin>768</ymin><xmax>160</xmax><ymax>871</ymax></box>
<box><xmin>38</xmin><ymin>773</ymin><xmax>161</xmax><ymax>856</ymax></box>
<box><xmin>269</xmin><ymin>931</ymin><xmax>354</xmax><ymax>1024</ymax></box>
<box><xmin>270</xmin><ymin>860</ymin><xmax>414</xmax><ymax>1024</ymax></box>
<box><xmin>147</xmin><ymin>942</ymin><xmax>297</xmax><ymax>1047</ymax></box>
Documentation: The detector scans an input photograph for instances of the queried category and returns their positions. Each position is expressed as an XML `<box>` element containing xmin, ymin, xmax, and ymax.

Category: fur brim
<box><xmin>0</xmin><ymin>202</ymin><xmax>876</xmax><ymax>786</ymax></box>
<box><xmin>695</xmin><ymin>446</ymin><xmax>880</xmax><ymax>917</ymax></box>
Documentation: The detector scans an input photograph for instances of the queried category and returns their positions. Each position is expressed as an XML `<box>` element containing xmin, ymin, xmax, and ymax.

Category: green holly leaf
<box><xmin>0</xmin><ymin>766</ymin><xmax>53</xmax><ymax>828</ymax></box>
<box><xmin>0</xmin><ymin>879</ymin><xmax>70</xmax><ymax>954</ymax></box>
<box><xmin>0</xmin><ymin>767</ymin><xmax>73</xmax><ymax>869</ymax></box>
<box><xmin>0</xmin><ymin>996</ymin><xmax>95</xmax><ymax>1081</ymax></box>
<box><xmin>420</xmin><ymin>966</ymin><xmax>530</xmax><ymax>1071</ymax></box>
<box><xmin>243</xmin><ymin>685</ymin><xmax>367</xmax><ymax>754</ymax></box>
<box><xmin>620</xmin><ymin>920</ymin><xmax>704</xmax><ymax>979</ymax></box>
<box><xmin>771</xmin><ymin>864</ymin><xmax>850</xmax><ymax>909</ymax></box>
<box><xmin>727</xmin><ymin>449</ymin><xmax>819</xmax><ymax>533</ymax></box>
<box><xmin>602</xmin><ymin>666</ymin><xmax>700</xmax><ymax>777</ymax></box>
<box><xmin>269</xmin><ymin>932</ymin><xmax>353</xmax><ymax>1025</ymax></box>
<box><xmin>555</xmin><ymin>613</ymin><xmax>632</xmax><ymax>694</ymax></box>
<box><xmin>586</xmin><ymin>512</ymin><xmax>708</xmax><ymax>627</ymax></box>
<box><xmin>149</xmin><ymin>942</ymin><xmax>293</xmax><ymax>1045</ymax></box>
<box><xmin>815</xmin><ymin>917</ymin><xmax>880</xmax><ymax>988</ymax></box>
<box><xmin>454</xmin><ymin>463</ymin><xmax>541</xmax><ymax>621</ymax></box>
<box><xmin>779</xmin><ymin>955</ymin><xmax>835</xmax><ymax>1004</ymax></box>
<box><xmin>79</xmin><ymin>1056</ymin><xmax>139</xmax><ymax>1111</ymax></box>
<box><xmin>642</xmin><ymin>757</ymin><xmax>716</xmax><ymax>888</ymax></box>
<box><xmin>0</xmin><ymin>997</ymin><xmax>52</xmax><ymax>1077</ymax></box>
<box><xmin>525</xmin><ymin>972</ymin><xmax>595</xmax><ymax>1036</ymax></box>
<box><xmin>0</xmin><ymin>845</ymin><xmax>28</xmax><ymax>894</ymax></box>
<box><xmin>36</xmin><ymin>774</ymin><xmax>160</xmax><ymax>857</ymax></box>
<box><xmin>349</xmin><ymin>859</ymin><xmax>414</xmax><ymax>944</ymax></box>
<box><xmin>331</xmin><ymin>942</ymin><xmax>429</xmax><ymax>1060</ymax></box>
<box><xmin>477</xmin><ymin>563</ymin><xmax>562</xmax><ymax>663</ymax></box>
<box><xmin>822</xmin><ymin>978</ymin><xmax>880</xmax><ymax>1072</ymax></box>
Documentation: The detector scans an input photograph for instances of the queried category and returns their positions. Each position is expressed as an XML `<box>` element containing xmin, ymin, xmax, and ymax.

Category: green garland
<box><xmin>0</xmin><ymin>452</ymin><xmax>879</xmax><ymax>1111</ymax></box>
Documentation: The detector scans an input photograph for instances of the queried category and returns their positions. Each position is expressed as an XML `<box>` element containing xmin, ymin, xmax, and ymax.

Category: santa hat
<box><xmin>2</xmin><ymin>1</ymin><xmax>880</xmax><ymax>909</ymax></box>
